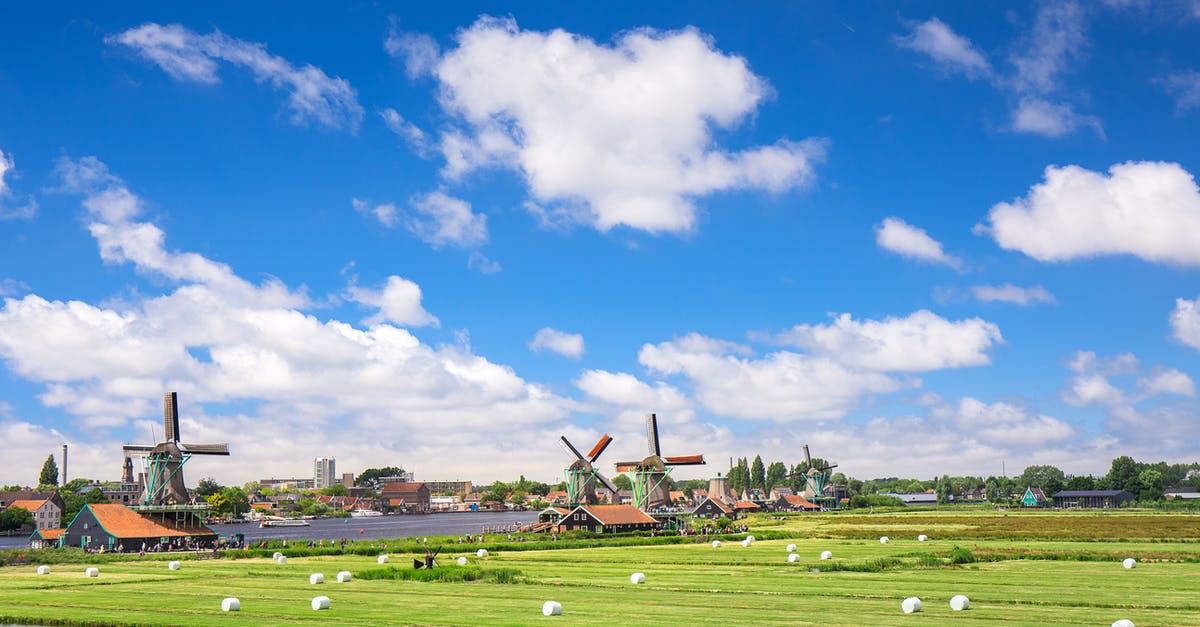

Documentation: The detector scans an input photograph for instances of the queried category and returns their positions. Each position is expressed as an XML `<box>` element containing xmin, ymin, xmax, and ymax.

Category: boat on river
<box><xmin>350</xmin><ymin>509</ymin><xmax>384</xmax><ymax>517</ymax></box>
<box><xmin>260</xmin><ymin>518</ymin><xmax>310</xmax><ymax>528</ymax></box>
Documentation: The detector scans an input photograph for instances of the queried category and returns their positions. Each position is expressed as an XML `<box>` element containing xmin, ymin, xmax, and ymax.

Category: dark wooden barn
<box><xmin>1051</xmin><ymin>489</ymin><xmax>1134</xmax><ymax>509</ymax></box>
<box><xmin>555</xmin><ymin>504</ymin><xmax>660</xmax><ymax>533</ymax></box>
<box><xmin>60</xmin><ymin>503</ymin><xmax>217</xmax><ymax>551</ymax></box>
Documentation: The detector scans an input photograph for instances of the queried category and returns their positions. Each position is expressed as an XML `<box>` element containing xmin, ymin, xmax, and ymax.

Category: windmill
<box><xmin>122</xmin><ymin>392</ymin><xmax>230</xmax><ymax>507</ymax></box>
<box><xmin>559</xmin><ymin>434</ymin><xmax>619</xmax><ymax>506</ymax></box>
<box><xmin>790</xmin><ymin>444</ymin><xmax>838</xmax><ymax>509</ymax></box>
<box><xmin>615</xmin><ymin>414</ymin><xmax>705</xmax><ymax>511</ymax></box>
<box><xmin>413</xmin><ymin>545</ymin><xmax>441</xmax><ymax>569</ymax></box>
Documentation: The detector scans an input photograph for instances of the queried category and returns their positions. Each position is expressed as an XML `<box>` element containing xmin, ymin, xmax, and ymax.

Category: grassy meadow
<box><xmin>3</xmin><ymin>508</ymin><xmax>1199</xmax><ymax>626</ymax></box>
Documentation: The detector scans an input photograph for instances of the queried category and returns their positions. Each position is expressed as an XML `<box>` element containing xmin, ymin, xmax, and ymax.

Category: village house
<box><xmin>556</xmin><ymin>504</ymin><xmax>660</xmax><ymax>533</ymax></box>
<box><xmin>773</xmin><ymin>494</ymin><xmax>820</xmax><ymax>512</ymax></box>
<box><xmin>60</xmin><ymin>503</ymin><xmax>216</xmax><ymax>551</ymax></box>
<box><xmin>6</xmin><ymin>497</ymin><xmax>62</xmax><ymax>530</ymax></box>
<box><xmin>691</xmin><ymin>496</ymin><xmax>734</xmax><ymax>519</ymax></box>
<box><xmin>380</xmin><ymin>482</ymin><xmax>431</xmax><ymax>513</ymax></box>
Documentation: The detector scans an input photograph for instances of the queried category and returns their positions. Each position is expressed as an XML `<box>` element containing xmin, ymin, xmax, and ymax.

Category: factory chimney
<box><xmin>61</xmin><ymin>444</ymin><xmax>68</xmax><ymax>485</ymax></box>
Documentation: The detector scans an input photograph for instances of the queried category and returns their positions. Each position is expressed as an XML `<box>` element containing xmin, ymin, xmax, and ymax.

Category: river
<box><xmin>0</xmin><ymin>511</ymin><xmax>539</xmax><ymax>549</ymax></box>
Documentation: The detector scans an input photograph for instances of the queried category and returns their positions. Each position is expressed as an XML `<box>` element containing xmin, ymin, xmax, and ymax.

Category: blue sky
<box><xmin>1</xmin><ymin>2</ymin><xmax>1199</xmax><ymax>486</ymax></box>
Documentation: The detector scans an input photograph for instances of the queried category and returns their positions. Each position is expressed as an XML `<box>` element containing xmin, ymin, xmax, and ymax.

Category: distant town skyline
<box><xmin>1</xmin><ymin>3</ymin><xmax>1199</xmax><ymax>486</ymax></box>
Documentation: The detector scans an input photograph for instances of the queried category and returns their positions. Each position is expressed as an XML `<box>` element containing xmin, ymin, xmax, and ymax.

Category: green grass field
<box><xmin>3</xmin><ymin>509</ymin><xmax>1199</xmax><ymax>626</ymax></box>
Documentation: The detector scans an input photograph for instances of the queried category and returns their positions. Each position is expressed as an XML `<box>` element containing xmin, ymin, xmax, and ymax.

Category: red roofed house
<box><xmin>556</xmin><ymin>504</ymin><xmax>661</xmax><ymax>533</ymax></box>
<box><xmin>7</xmin><ymin>498</ymin><xmax>61</xmax><ymax>531</ymax></box>
<box><xmin>380</xmin><ymin>482</ymin><xmax>431</xmax><ymax>513</ymax></box>
<box><xmin>545</xmin><ymin>490</ymin><xmax>569</xmax><ymax>505</ymax></box>
<box><xmin>774</xmin><ymin>494</ymin><xmax>820</xmax><ymax>512</ymax></box>
<box><xmin>734</xmin><ymin>500</ymin><xmax>761</xmax><ymax>512</ymax></box>
<box><xmin>29</xmin><ymin>527</ymin><xmax>65</xmax><ymax>548</ymax></box>
<box><xmin>61</xmin><ymin>503</ymin><xmax>216</xmax><ymax>551</ymax></box>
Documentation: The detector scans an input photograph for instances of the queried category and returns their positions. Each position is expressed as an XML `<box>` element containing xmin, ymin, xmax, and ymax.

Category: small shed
<box><xmin>555</xmin><ymin>505</ymin><xmax>660</xmax><ymax>533</ymax></box>
<box><xmin>29</xmin><ymin>527</ymin><xmax>65</xmax><ymax>549</ymax></box>
<box><xmin>1051</xmin><ymin>490</ymin><xmax>1134</xmax><ymax>509</ymax></box>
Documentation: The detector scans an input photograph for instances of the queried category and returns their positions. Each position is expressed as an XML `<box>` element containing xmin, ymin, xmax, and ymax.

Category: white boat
<box><xmin>350</xmin><ymin>509</ymin><xmax>383</xmax><ymax>517</ymax></box>
<box><xmin>260</xmin><ymin>518</ymin><xmax>310</xmax><ymax>528</ymax></box>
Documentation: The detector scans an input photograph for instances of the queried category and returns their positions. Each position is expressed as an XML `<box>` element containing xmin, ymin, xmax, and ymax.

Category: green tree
<box><xmin>207</xmin><ymin>491</ymin><xmax>230</xmax><ymax>515</ymax></box>
<box><xmin>1065</xmin><ymin>475</ymin><xmax>1096</xmax><ymax>491</ymax></box>
<box><xmin>611</xmin><ymin>474</ymin><xmax>632</xmax><ymax>491</ymax></box>
<box><xmin>1019</xmin><ymin>465</ymin><xmax>1066</xmax><ymax>496</ymax></box>
<box><xmin>38</xmin><ymin>453</ymin><xmax>59</xmax><ymax>487</ymax></box>
<box><xmin>354</xmin><ymin>467</ymin><xmax>406</xmax><ymax>490</ymax></box>
<box><xmin>195</xmin><ymin>477</ymin><xmax>222</xmax><ymax>497</ymax></box>
<box><xmin>1136</xmin><ymin>469</ymin><xmax>1164</xmax><ymax>501</ymax></box>
<box><xmin>320</xmin><ymin>483</ymin><xmax>349</xmax><ymax>496</ymax></box>
<box><xmin>936</xmin><ymin>474</ymin><xmax>952</xmax><ymax>504</ymax></box>
<box><xmin>750</xmin><ymin>455</ymin><xmax>765</xmax><ymax>491</ymax></box>
<box><xmin>765</xmin><ymin>462</ymin><xmax>787</xmax><ymax>491</ymax></box>
<box><xmin>242</xmin><ymin>480</ymin><xmax>262</xmax><ymax>496</ymax></box>
<box><xmin>221</xmin><ymin>487</ymin><xmax>250</xmax><ymax>517</ymax></box>
<box><xmin>84</xmin><ymin>487</ymin><xmax>109</xmax><ymax>504</ymax></box>
<box><xmin>0</xmin><ymin>506</ymin><xmax>33</xmax><ymax>531</ymax></box>
<box><xmin>1105</xmin><ymin>456</ymin><xmax>1140</xmax><ymax>493</ymax></box>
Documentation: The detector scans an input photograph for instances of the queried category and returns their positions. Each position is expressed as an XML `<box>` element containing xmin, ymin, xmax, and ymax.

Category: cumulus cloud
<box><xmin>979</xmin><ymin>161</ymin><xmax>1200</xmax><ymax>265</ymax></box>
<box><xmin>529</xmin><ymin>327</ymin><xmax>585</xmax><ymax>359</ymax></box>
<box><xmin>769</xmin><ymin>310</ymin><xmax>1003</xmax><ymax>372</ymax></box>
<box><xmin>345</xmin><ymin>276</ymin><xmax>438</xmax><ymax>327</ymax></box>
<box><xmin>0</xmin><ymin>149</ymin><xmax>37</xmax><ymax>221</ymax></box>
<box><xmin>943</xmin><ymin>397</ymin><xmax>1074</xmax><ymax>445</ymax></box>
<box><xmin>427</xmin><ymin>17</ymin><xmax>825</xmax><ymax>233</ymax></box>
<box><xmin>875</xmin><ymin>217</ymin><xmax>962</xmax><ymax>269</ymax></box>
<box><xmin>110</xmin><ymin>23</ymin><xmax>363</xmax><ymax>131</ymax></box>
<box><xmin>1011</xmin><ymin>97</ymin><xmax>1102</xmax><ymax>137</ymax></box>
<box><xmin>0</xmin><ymin>157</ymin><xmax>568</xmax><ymax>482</ymax></box>
<box><xmin>1171</xmin><ymin>296</ymin><xmax>1200</xmax><ymax>350</ymax></box>
<box><xmin>894</xmin><ymin>18</ymin><xmax>991</xmax><ymax>79</ymax></box>
<box><xmin>406</xmin><ymin>191</ymin><xmax>488</xmax><ymax>249</ymax></box>
<box><xmin>1009</xmin><ymin>2</ymin><xmax>1087</xmax><ymax>94</ymax></box>
<box><xmin>970</xmin><ymin>284</ymin><xmax>1055</xmax><ymax>305</ymax></box>
<box><xmin>639</xmin><ymin>333</ymin><xmax>909</xmax><ymax>421</ymax></box>
<box><xmin>1138</xmin><ymin>368</ymin><xmax>1197</xmax><ymax>397</ymax></box>
<box><xmin>352</xmin><ymin>198</ymin><xmax>399</xmax><ymax>228</ymax></box>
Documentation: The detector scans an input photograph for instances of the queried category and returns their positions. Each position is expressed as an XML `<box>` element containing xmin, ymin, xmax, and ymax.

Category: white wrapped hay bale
<box><xmin>1111</xmin><ymin>620</ymin><xmax>1134</xmax><ymax>627</ymax></box>
<box><xmin>711</xmin><ymin>540</ymin><xmax>721</xmax><ymax>548</ymax></box>
<box><xmin>746</xmin><ymin>535</ymin><xmax>755</xmax><ymax>542</ymax></box>
<box><xmin>457</xmin><ymin>556</ymin><xmax>468</xmax><ymax>566</ymax></box>
<box><xmin>221</xmin><ymin>597</ymin><xmax>240</xmax><ymax>612</ymax></box>
<box><xmin>787</xmin><ymin>553</ymin><xmax>800</xmax><ymax>563</ymax></box>
<box><xmin>950</xmin><ymin>594</ymin><xmax>970</xmax><ymax>611</ymax></box>
<box><xmin>1122</xmin><ymin>558</ymin><xmax>1137</xmax><ymax>569</ymax></box>
<box><xmin>786</xmin><ymin>543</ymin><xmax>797</xmax><ymax>552</ymax></box>
<box><xmin>901</xmin><ymin>597</ymin><xmax>922</xmax><ymax>614</ymax></box>
<box><xmin>542</xmin><ymin>601</ymin><xmax>563</xmax><ymax>616</ymax></box>
<box><xmin>309</xmin><ymin>573</ymin><xmax>325</xmax><ymax>585</ymax></box>
<box><xmin>377</xmin><ymin>554</ymin><xmax>389</xmax><ymax>564</ymax></box>
<box><xmin>85</xmin><ymin>567</ymin><xmax>99</xmax><ymax>578</ymax></box>
<box><xmin>272</xmin><ymin>551</ymin><xmax>284</xmax><ymax>560</ymax></box>
<box><xmin>311</xmin><ymin>595</ymin><xmax>330</xmax><ymax>611</ymax></box>
<box><xmin>918</xmin><ymin>534</ymin><xmax>928</xmax><ymax>542</ymax></box>
<box><xmin>879</xmin><ymin>536</ymin><xmax>889</xmax><ymax>544</ymax></box>
<box><xmin>276</xmin><ymin>556</ymin><xmax>287</xmax><ymax>565</ymax></box>
<box><xmin>336</xmin><ymin>571</ymin><xmax>352</xmax><ymax>583</ymax></box>
<box><xmin>820</xmin><ymin>550</ymin><xmax>833</xmax><ymax>560</ymax></box>
<box><xmin>476</xmin><ymin>548</ymin><xmax>488</xmax><ymax>558</ymax></box>
<box><xmin>741</xmin><ymin>539</ymin><xmax>751</xmax><ymax>548</ymax></box>
<box><xmin>630</xmin><ymin>572</ymin><xmax>646</xmax><ymax>584</ymax></box>
<box><xmin>36</xmin><ymin>565</ymin><xmax>50</xmax><ymax>575</ymax></box>
<box><xmin>168</xmin><ymin>561</ymin><xmax>181</xmax><ymax>571</ymax></box>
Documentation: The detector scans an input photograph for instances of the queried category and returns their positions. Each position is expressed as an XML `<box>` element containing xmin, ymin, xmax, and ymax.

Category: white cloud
<box><xmin>1009</xmin><ymin>2</ymin><xmax>1087</xmax><ymax>94</ymax></box>
<box><xmin>1163</xmin><ymin>70</ymin><xmax>1200</xmax><ymax>112</ymax></box>
<box><xmin>0</xmin><ymin>148</ymin><xmax>37</xmax><ymax>221</ymax></box>
<box><xmin>970</xmin><ymin>284</ymin><xmax>1056</xmax><ymax>305</ymax></box>
<box><xmin>1171</xmin><ymin>296</ymin><xmax>1200</xmax><ymax>350</ymax></box>
<box><xmin>1011</xmin><ymin>97</ymin><xmax>1102</xmax><ymax>137</ymax></box>
<box><xmin>380</xmin><ymin>108</ymin><xmax>431</xmax><ymax>156</ymax></box>
<box><xmin>1063</xmin><ymin>373</ymin><xmax>1126</xmax><ymax>406</ymax></box>
<box><xmin>875</xmin><ymin>217</ymin><xmax>962</xmax><ymax>268</ymax></box>
<box><xmin>385</xmin><ymin>18</ymin><xmax>440</xmax><ymax>78</ymax></box>
<box><xmin>894</xmin><ymin>18</ymin><xmax>991</xmax><ymax>79</ymax></box>
<box><xmin>110</xmin><ymin>23</ymin><xmax>363</xmax><ymax>131</ymax></box>
<box><xmin>576</xmin><ymin>369</ymin><xmax>690</xmax><ymax>411</ymax></box>
<box><xmin>428</xmin><ymin>17</ymin><xmax>825</xmax><ymax>233</ymax></box>
<box><xmin>1138</xmin><ymin>369</ymin><xmax>1197</xmax><ymax>397</ymax></box>
<box><xmin>770</xmin><ymin>310</ymin><xmax>1003</xmax><ymax>372</ymax></box>
<box><xmin>980</xmin><ymin>161</ymin><xmax>1200</xmax><ymax>265</ymax></box>
<box><xmin>467</xmin><ymin>251</ymin><xmax>502</xmax><ymax>275</ymax></box>
<box><xmin>639</xmin><ymin>333</ymin><xmax>909</xmax><ymax>421</ymax></box>
<box><xmin>529</xmin><ymin>327</ymin><xmax>585</xmax><ymax>359</ymax></box>
<box><xmin>1066</xmin><ymin>350</ymin><xmax>1138</xmax><ymax>375</ymax></box>
<box><xmin>352</xmin><ymin>198</ymin><xmax>399</xmax><ymax>228</ymax></box>
<box><xmin>944</xmin><ymin>397</ymin><xmax>1074</xmax><ymax>445</ymax></box>
<box><xmin>0</xmin><ymin>157</ymin><xmax>569</xmax><ymax>483</ymax></box>
<box><xmin>407</xmin><ymin>191</ymin><xmax>488</xmax><ymax>249</ymax></box>
<box><xmin>345</xmin><ymin>276</ymin><xmax>438</xmax><ymax>327</ymax></box>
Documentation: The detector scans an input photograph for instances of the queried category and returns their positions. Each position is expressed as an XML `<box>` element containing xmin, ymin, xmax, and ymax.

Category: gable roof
<box><xmin>734</xmin><ymin>500</ymin><xmax>761</xmax><ymax>510</ymax></box>
<box><xmin>30</xmin><ymin>527</ymin><xmax>64</xmax><ymax>540</ymax></box>
<box><xmin>577</xmin><ymin>504</ymin><xmax>657</xmax><ymax>525</ymax></box>
<box><xmin>381</xmin><ymin>482</ymin><xmax>429</xmax><ymax>497</ymax></box>
<box><xmin>84</xmin><ymin>504</ymin><xmax>214</xmax><ymax>539</ymax></box>
<box><xmin>7</xmin><ymin>499</ymin><xmax>49</xmax><ymax>511</ymax></box>
<box><xmin>781</xmin><ymin>494</ymin><xmax>819</xmax><ymax>509</ymax></box>
<box><xmin>693</xmin><ymin>497</ymin><xmax>733</xmax><ymax>515</ymax></box>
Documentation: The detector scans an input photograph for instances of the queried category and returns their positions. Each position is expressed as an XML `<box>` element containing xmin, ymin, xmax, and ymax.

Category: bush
<box><xmin>948</xmin><ymin>546</ymin><xmax>976</xmax><ymax>564</ymax></box>
<box><xmin>356</xmin><ymin>565</ymin><xmax>524</xmax><ymax>584</ymax></box>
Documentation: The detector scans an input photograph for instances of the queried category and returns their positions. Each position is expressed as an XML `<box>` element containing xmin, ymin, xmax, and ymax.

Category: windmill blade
<box><xmin>646</xmin><ymin>414</ymin><xmax>661</xmax><ymax>457</ymax></box>
<box><xmin>663</xmin><ymin>454</ymin><xmax>706</xmax><ymax>466</ymax></box>
<box><xmin>163</xmin><ymin>392</ymin><xmax>181</xmax><ymax>442</ymax></box>
<box><xmin>615</xmin><ymin>463</ymin><xmax>638</xmax><ymax>473</ymax></box>
<box><xmin>586</xmin><ymin>434</ymin><xmax>613</xmax><ymax>463</ymax></box>
<box><xmin>180</xmin><ymin>443</ymin><xmax>231</xmax><ymax>455</ymax></box>
<box><xmin>558</xmin><ymin>436</ymin><xmax>586</xmax><ymax>461</ymax></box>
<box><xmin>802</xmin><ymin>444</ymin><xmax>812</xmax><ymax>466</ymax></box>
<box><xmin>817</xmin><ymin>463</ymin><xmax>838</xmax><ymax>472</ymax></box>
<box><xmin>122</xmin><ymin>445</ymin><xmax>155</xmax><ymax>454</ymax></box>
<box><xmin>413</xmin><ymin>558</ymin><xmax>425</xmax><ymax>569</ymax></box>
<box><xmin>593</xmin><ymin>471</ymin><xmax>619</xmax><ymax>495</ymax></box>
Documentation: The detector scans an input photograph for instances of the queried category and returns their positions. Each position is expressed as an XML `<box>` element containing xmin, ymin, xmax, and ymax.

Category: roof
<box><xmin>1165</xmin><ymin>486</ymin><xmax>1199</xmax><ymax>493</ymax></box>
<box><xmin>1052</xmin><ymin>490</ymin><xmax>1132</xmax><ymax>498</ymax></box>
<box><xmin>693</xmin><ymin>497</ymin><xmax>732</xmax><ymax>514</ymax></box>
<box><xmin>31</xmin><ymin>528</ymin><xmax>64</xmax><ymax>540</ymax></box>
<box><xmin>381</xmin><ymin>482</ymin><xmax>428</xmax><ymax>496</ymax></box>
<box><xmin>578</xmin><ymin>504</ymin><xmax>657</xmax><ymax>525</ymax></box>
<box><xmin>7</xmin><ymin>499</ymin><xmax>48</xmax><ymax>511</ymax></box>
<box><xmin>781</xmin><ymin>494</ymin><xmax>819</xmax><ymax>509</ymax></box>
<box><xmin>85</xmin><ymin>504</ymin><xmax>214</xmax><ymax>539</ymax></box>
<box><xmin>734</xmin><ymin>500</ymin><xmax>761</xmax><ymax>509</ymax></box>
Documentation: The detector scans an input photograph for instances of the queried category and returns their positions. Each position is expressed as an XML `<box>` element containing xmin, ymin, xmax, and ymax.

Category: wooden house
<box><xmin>61</xmin><ymin>503</ymin><xmax>216</xmax><ymax>551</ymax></box>
<box><xmin>555</xmin><ymin>504</ymin><xmax>660</xmax><ymax>533</ymax></box>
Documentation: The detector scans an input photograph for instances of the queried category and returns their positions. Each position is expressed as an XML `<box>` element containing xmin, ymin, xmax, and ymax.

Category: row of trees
<box><xmin>726</xmin><ymin>455</ymin><xmax>838</xmax><ymax>495</ymax></box>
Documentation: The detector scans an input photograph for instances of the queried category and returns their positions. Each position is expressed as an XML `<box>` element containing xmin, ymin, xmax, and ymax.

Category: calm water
<box><xmin>0</xmin><ymin>511</ymin><xmax>538</xmax><ymax>549</ymax></box>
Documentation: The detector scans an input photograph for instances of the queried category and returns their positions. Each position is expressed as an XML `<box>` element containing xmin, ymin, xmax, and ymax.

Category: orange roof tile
<box><xmin>783</xmin><ymin>495</ymin><xmax>819</xmax><ymax>509</ymax></box>
<box><xmin>34</xmin><ymin>528</ymin><xmax>65</xmax><ymax>540</ymax></box>
<box><xmin>87</xmin><ymin>504</ymin><xmax>214</xmax><ymax>539</ymax></box>
<box><xmin>578</xmin><ymin>504</ymin><xmax>657</xmax><ymax>525</ymax></box>
<box><xmin>7</xmin><ymin>499</ymin><xmax>48</xmax><ymax>512</ymax></box>
<box><xmin>734</xmin><ymin>500</ymin><xmax>761</xmax><ymax>509</ymax></box>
